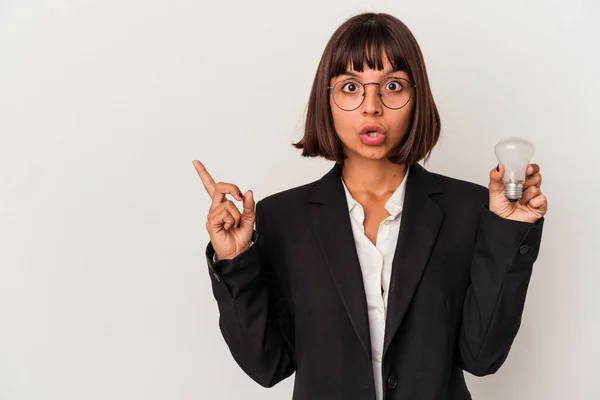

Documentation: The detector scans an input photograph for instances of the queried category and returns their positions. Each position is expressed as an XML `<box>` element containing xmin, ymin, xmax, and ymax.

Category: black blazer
<box><xmin>205</xmin><ymin>162</ymin><xmax>544</xmax><ymax>400</ymax></box>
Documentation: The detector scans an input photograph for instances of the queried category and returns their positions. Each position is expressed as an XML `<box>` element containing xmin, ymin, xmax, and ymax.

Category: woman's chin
<box><xmin>343</xmin><ymin>143</ymin><xmax>390</xmax><ymax>162</ymax></box>
<box><xmin>349</xmin><ymin>151</ymin><xmax>389</xmax><ymax>163</ymax></box>
<box><xmin>361</xmin><ymin>146</ymin><xmax>389</xmax><ymax>158</ymax></box>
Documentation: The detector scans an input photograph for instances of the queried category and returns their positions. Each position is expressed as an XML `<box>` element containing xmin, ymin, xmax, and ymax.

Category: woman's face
<box><xmin>328</xmin><ymin>54</ymin><xmax>415</xmax><ymax>163</ymax></box>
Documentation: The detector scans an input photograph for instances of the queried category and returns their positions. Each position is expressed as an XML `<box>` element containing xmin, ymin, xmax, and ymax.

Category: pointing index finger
<box><xmin>192</xmin><ymin>160</ymin><xmax>216</xmax><ymax>197</ymax></box>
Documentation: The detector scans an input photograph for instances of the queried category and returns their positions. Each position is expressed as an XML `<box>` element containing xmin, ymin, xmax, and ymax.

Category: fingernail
<box><xmin>496</xmin><ymin>164</ymin><xmax>500</xmax><ymax>172</ymax></box>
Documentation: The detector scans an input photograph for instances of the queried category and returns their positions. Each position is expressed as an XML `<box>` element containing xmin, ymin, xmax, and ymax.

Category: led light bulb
<box><xmin>494</xmin><ymin>137</ymin><xmax>535</xmax><ymax>202</ymax></box>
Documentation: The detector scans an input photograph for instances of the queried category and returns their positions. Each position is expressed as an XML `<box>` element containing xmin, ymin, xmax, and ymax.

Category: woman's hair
<box><xmin>292</xmin><ymin>12</ymin><xmax>440</xmax><ymax>167</ymax></box>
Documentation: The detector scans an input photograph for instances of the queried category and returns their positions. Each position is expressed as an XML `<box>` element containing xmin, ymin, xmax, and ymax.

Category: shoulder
<box><xmin>255</xmin><ymin>179</ymin><xmax>318</xmax><ymax>216</ymax></box>
<box><xmin>426</xmin><ymin>168</ymin><xmax>489</xmax><ymax>207</ymax></box>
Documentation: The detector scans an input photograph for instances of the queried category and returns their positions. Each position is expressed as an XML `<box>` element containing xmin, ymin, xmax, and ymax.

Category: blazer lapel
<box><xmin>307</xmin><ymin>162</ymin><xmax>445</xmax><ymax>362</ymax></box>
<box><xmin>383</xmin><ymin>163</ymin><xmax>444</xmax><ymax>358</ymax></box>
<box><xmin>308</xmin><ymin>163</ymin><xmax>372</xmax><ymax>360</ymax></box>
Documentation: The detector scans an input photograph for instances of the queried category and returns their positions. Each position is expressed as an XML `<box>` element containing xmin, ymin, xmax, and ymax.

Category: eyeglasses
<box><xmin>327</xmin><ymin>77</ymin><xmax>416</xmax><ymax>111</ymax></box>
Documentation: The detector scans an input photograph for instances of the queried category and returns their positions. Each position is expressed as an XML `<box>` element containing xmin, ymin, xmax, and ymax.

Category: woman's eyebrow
<box><xmin>340</xmin><ymin>68</ymin><xmax>403</xmax><ymax>77</ymax></box>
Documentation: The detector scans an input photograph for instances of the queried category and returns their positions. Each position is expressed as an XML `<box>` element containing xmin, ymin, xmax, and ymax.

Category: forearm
<box><xmin>456</xmin><ymin>204</ymin><xmax>544</xmax><ymax>376</ymax></box>
<box><xmin>205</xmin><ymin>202</ymin><xmax>296</xmax><ymax>387</ymax></box>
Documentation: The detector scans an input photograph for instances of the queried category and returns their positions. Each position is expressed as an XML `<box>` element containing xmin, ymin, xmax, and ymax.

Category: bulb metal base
<box><xmin>504</xmin><ymin>181</ymin><xmax>523</xmax><ymax>202</ymax></box>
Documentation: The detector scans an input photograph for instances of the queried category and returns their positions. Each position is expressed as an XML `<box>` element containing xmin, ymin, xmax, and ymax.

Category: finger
<box><xmin>225</xmin><ymin>201</ymin><xmax>242</xmax><ymax>228</ymax></box>
<box><xmin>526</xmin><ymin>163</ymin><xmax>540</xmax><ymax>176</ymax></box>
<box><xmin>221</xmin><ymin>209</ymin><xmax>236</xmax><ymax>230</ymax></box>
<box><xmin>210</xmin><ymin>199</ymin><xmax>242</xmax><ymax>228</ymax></box>
<box><xmin>528</xmin><ymin>194</ymin><xmax>548</xmax><ymax>212</ymax></box>
<box><xmin>210</xmin><ymin>182</ymin><xmax>245</xmax><ymax>211</ymax></box>
<box><xmin>192</xmin><ymin>160</ymin><xmax>217</xmax><ymax>198</ymax></box>
<box><xmin>523</xmin><ymin>171</ymin><xmax>542</xmax><ymax>190</ymax></box>
<box><xmin>519</xmin><ymin>185</ymin><xmax>542</xmax><ymax>206</ymax></box>
<box><xmin>207</xmin><ymin>207</ymin><xmax>236</xmax><ymax>231</ymax></box>
<box><xmin>489</xmin><ymin>163</ymin><xmax>505</xmax><ymax>195</ymax></box>
<box><xmin>239</xmin><ymin>190</ymin><xmax>256</xmax><ymax>231</ymax></box>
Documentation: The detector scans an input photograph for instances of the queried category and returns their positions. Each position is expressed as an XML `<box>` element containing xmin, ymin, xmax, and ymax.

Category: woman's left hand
<box><xmin>488</xmin><ymin>163</ymin><xmax>548</xmax><ymax>223</ymax></box>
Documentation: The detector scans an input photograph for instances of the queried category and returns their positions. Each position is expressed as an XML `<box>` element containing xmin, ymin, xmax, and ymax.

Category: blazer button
<box><xmin>519</xmin><ymin>245</ymin><xmax>530</xmax><ymax>254</ymax></box>
<box><xmin>387</xmin><ymin>375</ymin><xmax>398</xmax><ymax>389</ymax></box>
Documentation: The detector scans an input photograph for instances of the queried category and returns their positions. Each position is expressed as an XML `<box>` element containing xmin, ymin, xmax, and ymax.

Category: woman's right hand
<box><xmin>192</xmin><ymin>160</ymin><xmax>255</xmax><ymax>260</ymax></box>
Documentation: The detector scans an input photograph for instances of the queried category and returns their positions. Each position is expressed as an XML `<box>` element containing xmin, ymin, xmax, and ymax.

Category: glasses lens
<box><xmin>380</xmin><ymin>78</ymin><xmax>413</xmax><ymax>109</ymax></box>
<box><xmin>332</xmin><ymin>78</ymin><xmax>413</xmax><ymax>110</ymax></box>
<box><xmin>332</xmin><ymin>79</ymin><xmax>364</xmax><ymax>111</ymax></box>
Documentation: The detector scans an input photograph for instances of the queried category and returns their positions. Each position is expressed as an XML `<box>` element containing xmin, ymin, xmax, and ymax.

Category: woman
<box><xmin>193</xmin><ymin>12</ymin><xmax>547</xmax><ymax>400</ymax></box>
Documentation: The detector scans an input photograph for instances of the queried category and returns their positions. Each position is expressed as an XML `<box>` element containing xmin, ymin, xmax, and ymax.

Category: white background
<box><xmin>1</xmin><ymin>1</ymin><xmax>599</xmax><ymax>399</ymax></box>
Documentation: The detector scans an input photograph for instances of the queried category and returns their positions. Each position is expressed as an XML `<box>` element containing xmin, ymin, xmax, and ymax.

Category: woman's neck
<box><xmin>340</xmin><ymin>158</ymin><xmax>407</xmax><ymax>198</ymax></box>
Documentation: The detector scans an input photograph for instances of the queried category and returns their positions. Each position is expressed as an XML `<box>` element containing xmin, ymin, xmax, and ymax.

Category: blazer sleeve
<box><xmin>205</xmin><ymin>199</ymin><xmax>296</xmax><ymax>387</ymax></box>
<box><xmin>455</xmin><ymin>203</ymin><xmax>545</xmax><ymax>376</ymax></box>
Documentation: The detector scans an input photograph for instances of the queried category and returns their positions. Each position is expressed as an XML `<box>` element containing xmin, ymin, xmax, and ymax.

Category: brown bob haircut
<box><xmin>292</xmin><ymin>12</ymin><xmax>440</xmax><ymax>167</ymax></box>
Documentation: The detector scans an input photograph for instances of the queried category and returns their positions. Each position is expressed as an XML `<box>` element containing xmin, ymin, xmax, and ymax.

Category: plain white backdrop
<box><xmin>1</xmin><ymin>1</ymin><xmax>599</xmax><ymax>399</ymax></box>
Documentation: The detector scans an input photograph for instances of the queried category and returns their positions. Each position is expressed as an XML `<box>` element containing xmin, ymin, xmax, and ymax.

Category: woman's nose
<box><xmin>361</xmin><ymin>83</ymin><xmax>383</xmax><ymax>113</ymax></box>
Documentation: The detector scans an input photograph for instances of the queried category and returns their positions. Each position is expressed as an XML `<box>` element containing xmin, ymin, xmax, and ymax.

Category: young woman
<box><xmin>193</xmin><ymin>12</ymin><xmax>547</xmax><ymax>400</ymax></box>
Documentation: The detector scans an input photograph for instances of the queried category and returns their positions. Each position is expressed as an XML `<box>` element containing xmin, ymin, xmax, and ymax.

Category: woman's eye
<box><xmin>385</xmin><ymin>80</ymin><xmax>403</xmax><ymax>91</ymax></box>
<box><xmin>341</xmin><ymin>82</ymin><xmax>359</xmax><ymax>92</ymax></box>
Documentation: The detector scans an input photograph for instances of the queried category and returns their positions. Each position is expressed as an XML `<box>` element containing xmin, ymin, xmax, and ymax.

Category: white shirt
<box><xmin>340</xmin><ymin>167</ymin><xmax>409</xmax><ymax>400</ymax></box>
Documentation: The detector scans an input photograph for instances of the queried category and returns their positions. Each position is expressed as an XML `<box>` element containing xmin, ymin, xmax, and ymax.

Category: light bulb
<box><xmin>494</xmin><ymin>137</ymin><xmax>535</xmax><ymax>202</ymax></box>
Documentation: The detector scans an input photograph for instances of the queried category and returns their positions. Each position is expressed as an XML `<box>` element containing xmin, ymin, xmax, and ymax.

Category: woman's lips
<box><xmin>360</xmin><ymin>131</ymin><xmax>385</xmax><ymax>145</ymax></box>
<box><xmin>358</xmin><ymin>124</ymin><xmax>386</xmax><ymax>136</ymax></box>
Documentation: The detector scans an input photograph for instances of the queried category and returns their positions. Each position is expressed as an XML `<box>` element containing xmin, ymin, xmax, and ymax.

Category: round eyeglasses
<box><xmin>327</xmin><ymin>77</ymin><xmax>416</xmax><ymax>111</ymax></box>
